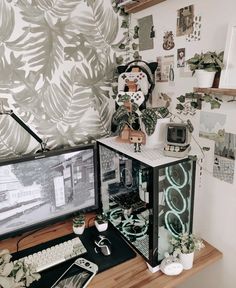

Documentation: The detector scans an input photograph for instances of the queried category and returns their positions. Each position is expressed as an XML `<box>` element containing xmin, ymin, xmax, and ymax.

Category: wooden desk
<box><xmin>0</xmin><ymin>218</ymin><xmax>222</xmax><ymax>288</ymax></box>
<box><xmin>89</xmin><ymin>241</ymin><xmax>222</xmax><ymax>288</ymax></box>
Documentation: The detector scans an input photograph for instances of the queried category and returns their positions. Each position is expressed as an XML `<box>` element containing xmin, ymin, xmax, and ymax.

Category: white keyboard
<box><xmin>16</xmin><ymin>237</ymin><xmax>87</xmax><ymax>272</ymax></box>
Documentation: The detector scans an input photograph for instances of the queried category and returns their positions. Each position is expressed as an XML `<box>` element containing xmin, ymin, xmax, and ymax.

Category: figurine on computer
<box><xmin>129</xmin><ymin>130</ymin><xmax>146</xmax><ymax>152</ymax></box>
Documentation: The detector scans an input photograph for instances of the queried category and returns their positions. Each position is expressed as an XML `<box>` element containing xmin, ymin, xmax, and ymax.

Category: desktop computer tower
<box><xmin>97</xmin><ymin>137</ymin><xmax>196</xmax><ymax>270</ymax></box>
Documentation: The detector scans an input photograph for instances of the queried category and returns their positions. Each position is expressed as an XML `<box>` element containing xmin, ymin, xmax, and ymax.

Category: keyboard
<box><xmin>16</xmin><ymin>237</ymin><xmax>87</xmax><ymax>272</ymax></box>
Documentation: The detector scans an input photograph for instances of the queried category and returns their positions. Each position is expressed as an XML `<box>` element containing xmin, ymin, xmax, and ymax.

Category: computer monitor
<box><xmin>166</xmin><ymin>123</ymin><xmax>191</xmax><ymax>147</ymax></box>
<box><xmin>0</xmin><ymin>144</ymin><xmax>99</xmax><ymax>240</ymax></box>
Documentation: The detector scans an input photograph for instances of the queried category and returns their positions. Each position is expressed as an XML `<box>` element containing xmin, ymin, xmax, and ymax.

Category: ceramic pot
<box><xmin>195</xmin><ymin>70</ymin><xmax>216</xmax><ymax>88</ymax></box>
<box><xmin>179</xmin><ymin>252</ymin><xmax>194</xmax><ymax>270</ymax></box>
<box><xmin>95</xmin><ymin>220</ymin><xmax>108</xmax><ymax>232</ymax></box>
<box><xmin>73</xmin><ymin>224</ymin><xmax>85</xmax><ymax>235</ymax></box>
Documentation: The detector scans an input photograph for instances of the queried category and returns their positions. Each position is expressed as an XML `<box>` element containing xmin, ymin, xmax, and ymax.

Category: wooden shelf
<box><xmin>125</xmin><ymin>0</ymin><xmax>166</xmax><ymax>13</ymax></box>
<box><xmin>194</xmin><ymin>87</ymin><xmax>236</xmax><ymax>96</ymax></box>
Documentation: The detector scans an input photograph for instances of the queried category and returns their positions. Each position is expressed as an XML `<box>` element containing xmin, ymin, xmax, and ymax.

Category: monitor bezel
<box><xmin>0</xmin><ymin>143</ymin><xmax>99</xmax><ymax>241</ymax></box>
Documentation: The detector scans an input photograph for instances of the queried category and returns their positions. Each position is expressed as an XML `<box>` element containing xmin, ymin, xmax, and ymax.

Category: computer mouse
<box><xmin>94</xmin><ymin>235</ymin><xmax>112</xmax><ymax>256</ymax></box>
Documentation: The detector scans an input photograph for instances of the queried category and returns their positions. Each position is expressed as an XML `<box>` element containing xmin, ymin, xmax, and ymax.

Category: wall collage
<box><xmin>134</xmin><ymin>3</ymin><xmax>235</xmax><ymax>185</ymax></box>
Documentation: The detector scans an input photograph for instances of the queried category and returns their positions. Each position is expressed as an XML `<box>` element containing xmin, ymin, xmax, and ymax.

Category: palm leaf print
<box><xmin>71</xmin><ymin>0</ymin><xmax>119</xmax><ymax>49</ymax></box>
<box><xmin>0</xmin><ymin>0</ymin><xmax>15</xmax><ymax>43</ymax></box>
<box><xmin>0</xmin><ymin>115</ymin><xmax>32</xmax><ymax>159</ymax></box>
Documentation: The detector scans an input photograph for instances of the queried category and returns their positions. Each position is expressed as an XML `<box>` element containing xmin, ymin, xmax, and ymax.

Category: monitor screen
<box><xmin>0</xmin><ymin>144</ymin><xmax>98</xmax><ymax>240</ymax></box>
<box><xmin>167</xmin><ymin>124</ymin><xmax>187</xmax><ymax>145</ymax></box>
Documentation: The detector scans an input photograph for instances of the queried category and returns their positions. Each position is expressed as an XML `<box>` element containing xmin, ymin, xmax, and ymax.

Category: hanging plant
<box><xmin>176</xmin><ymin>92</ymin><xmax>222</xmax><ymax>115</ymax></box>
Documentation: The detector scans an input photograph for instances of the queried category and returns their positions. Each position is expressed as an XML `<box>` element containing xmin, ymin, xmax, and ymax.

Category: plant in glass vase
<box><xmin>170</xmin><ymin>232</ymin><xmax>205</xmax><ymax>270</ymax></box>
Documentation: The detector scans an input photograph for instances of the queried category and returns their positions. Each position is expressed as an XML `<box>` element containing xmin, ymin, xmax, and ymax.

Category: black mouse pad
<box><xmin>79</xmin><ymin>223</ymin><xmax>136</xmax><ymax>273</ymax></box>
<box><xmin>13</xmin><ymin>224</ymin><xmax>136</xmax><ymax>287</ymax></box>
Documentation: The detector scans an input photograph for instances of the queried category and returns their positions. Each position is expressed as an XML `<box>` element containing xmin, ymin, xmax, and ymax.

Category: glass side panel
<box><xmin>99</xmin><ymin>145</ymin><xmax>151</xmax><ymax>260</ymax></box>
<box><xmin>157</xmin><ymin>160</ymin><xmax>194</xmax><ymax>261</ymax></box>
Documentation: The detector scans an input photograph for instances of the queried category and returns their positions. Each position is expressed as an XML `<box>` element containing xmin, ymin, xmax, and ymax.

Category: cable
<box><xmin>16</xmin><ymin>227</ymin><xmax>44</xmax><ymax>252</ymax></box>
<box><xmin>87</xmin><ymin>216</ymin><xmax>96</xmax><ymax>228</ymax></box>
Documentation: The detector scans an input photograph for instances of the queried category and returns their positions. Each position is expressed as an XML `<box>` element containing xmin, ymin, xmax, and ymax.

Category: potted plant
<box><xmin>187</xmin><ymin>51</ymin><xmax>224</xmax><ymax>88</ymax></box>
<box><xmin>170</xmin><ymin>232</ymin><xmax>205</xmax><ymax>270</ymax></box>
<box><xmin>111</xmin><ymin>101</ymin><xmax>170</xmax><ymax>146</ymax></box>
<box><xmin>72</xmin><ymin>213</ymin><xmax>85</xmax><ymax>235</ymax></box>
<box><xmin>94</xmin><ymin>213</ymin><xmax>108</xmax><ymax>232</ymax></box>
<box><xmin>0</xmin><ymin>249</ymin><xmax>41</xmax><ymax>288</ymax></box>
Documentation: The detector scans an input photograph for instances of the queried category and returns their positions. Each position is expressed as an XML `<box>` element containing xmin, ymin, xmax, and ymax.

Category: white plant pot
<box><xmin>145</xmin><ymin>118</ymin><xmax>170</xmax><ymax>148</ymax></box>
<box><xmin>179</xmin><ymin>252</ymin><xmax>194</xmax><ymax>270</ymax></box>
<box><xmin>73</xmin><ymin>224</ymin><xmax>85</xmax><ymax>235</ymax></box>
<box><xmin>195</xmin><ymin>70</ymin><xmax>216</xmax><ymax>88</ymax></box>
<box><xmin>95</xmin><ymin>220</ymin><xmax>108</xmax><ymax>232</ymax></box>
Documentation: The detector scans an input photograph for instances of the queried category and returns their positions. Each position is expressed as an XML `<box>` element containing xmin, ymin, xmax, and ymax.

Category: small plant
<box><xmin>95</xmin><ymin>213</ymin><xmax>108</xmax><ymax>232</ymax></box>
<box><xmin>0</xmin><ymin>249</ymin><xmax>41</xmax><ymax>288</ymax></box>
<box><xmin>111</xmin><ymin>103</ymin><xmax>170</xmax><ymax>136</ymax></box>
<box><xmin>170</xmin><ymin>232</ymin><xmax>205</xmax><ymax>254</ymax></box>
<box><xmin>95</xmin><ymin>213</ymin><xmax>107</xmax><ymax>225</ymax></box>
<box><xmin>187</xmin><ymin>51</ymin><xmax>224</xmax><ymax>75</ymax></box>
<box><xmin>73</xmin><ymin>213</ymin><xmax>85</xmax><ymax>228</ymax></box>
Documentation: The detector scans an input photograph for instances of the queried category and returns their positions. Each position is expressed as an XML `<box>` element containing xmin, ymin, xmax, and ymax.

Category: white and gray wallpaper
<box><xmin>0</xmin><ymin>0</ymin><xmax>126</xmax><ymax>158</ymax></box>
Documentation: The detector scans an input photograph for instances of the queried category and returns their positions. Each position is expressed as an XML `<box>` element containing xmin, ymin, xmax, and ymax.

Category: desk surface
<box><xmin>89</xmin><ymin>240</ymin><xmax>222</xmax><ymax>288</ymax></box>
<box><xmin>0</xmin><ymin>218</ymin><xmax>222</xmax><ymax>288</ymax></box>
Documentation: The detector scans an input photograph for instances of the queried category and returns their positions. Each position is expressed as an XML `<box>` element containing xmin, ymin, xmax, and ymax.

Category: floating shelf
<box><xmin>194</xmin><ymin>87</ymin><xmax>236</xmax><ymax>97</ymax></box>
<box><xmin>124</xmin><ymin>0</ymin><xmax>166</xmax><ymax>13</ymax></box>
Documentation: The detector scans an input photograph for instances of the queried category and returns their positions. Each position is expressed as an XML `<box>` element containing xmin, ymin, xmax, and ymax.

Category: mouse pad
<box><xmin>13</xmin><ymin>224</ymin><xmax>136</xmax><ymax>288</ymax></box>
<box><xmin>79</xmin><ymin>224</ymin><xmax>136</xmax><ymax>273</ymax></box>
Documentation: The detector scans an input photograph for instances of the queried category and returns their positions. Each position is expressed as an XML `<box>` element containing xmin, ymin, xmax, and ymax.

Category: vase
<box><xmin>95</xmin><ymin>221</ymin><xmax>108</xmax><ymax>232</ymax></box>
<box><xmin>73</xmin><ymin>224</ymin><xmax>85</xmax><ymax>235</ymax></box>
<box><xmin>179</xmin><ymin>252</ymin><xmax>194</xmax><ymax>270</ymax></box>
<box><xmin>195</xmin><ymin>70</ymin><xmax>216</xmax><ymax>88</ymax></box>
<box><xmin>144</xmin><ymin>118</ymin><xmax>170</xmax><ymax>148</ymax></box>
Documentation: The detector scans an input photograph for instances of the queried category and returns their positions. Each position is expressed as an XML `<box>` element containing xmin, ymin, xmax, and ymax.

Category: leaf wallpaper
<box><xmin>0</xmin><ymin>0</ymin><xmax>127</xmax><ymax>158</ymax></box>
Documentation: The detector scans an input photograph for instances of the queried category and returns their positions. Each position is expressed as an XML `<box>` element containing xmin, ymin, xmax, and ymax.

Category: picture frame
<box><xmin>219</xmin><ymin>23</ymin><xmax>236</xmax><ymax>88</ymax></box>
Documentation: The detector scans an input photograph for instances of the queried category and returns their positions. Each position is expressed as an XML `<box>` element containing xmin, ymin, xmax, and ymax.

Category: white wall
<box><xmin>131</xmin><ymin>1</ymin><xmax>236</xmax><ymax>287</ymax></box>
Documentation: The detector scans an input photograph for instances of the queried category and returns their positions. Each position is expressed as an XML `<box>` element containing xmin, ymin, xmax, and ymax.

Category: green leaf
<box><xmin>210</xmin><ymin>100</ymin><xmax>221</xmax><ymax>109</ymax></box>
<box><xmin>15</xmin><ymin>268</ymin><xmax>24</xmax><ymax>282</ymax></box>
<box><xmin>190</xmin><ymin>101</ymin><xmax>198</xmax><ymax>108</ymax></box>
<box><xmin>2</xmin><ymin>262</ymin><xmax>14</xmax><ymax>277</ymax></box>
<box><xmin>177</xmin><ymin>95</ymin><xmax>186</xmax><ymax>103</ymax></box>
<box><xmin>202</xmin><ymin>94</ymin><xmax>213</xmax><ymax>102</ymax></box>
<box><xmin>176</xmin><ymin>104</ymin><xmax>184</xmax><ymax>111</ymax></box>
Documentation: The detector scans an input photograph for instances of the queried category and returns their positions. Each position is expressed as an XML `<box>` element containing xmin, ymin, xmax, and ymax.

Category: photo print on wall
<box><xmin>163</xmin><ymin>31</ymin><xmax>175</xmax><ymax>50</ymax></box>
<box><xmin>213</xmin><ymin>132</ymin><xmax>236</xmax><ymax>184</ymax></box>
<box><xmin>186</xmin><ymin>15</ymin><xmax>202</xmax><ymax>42</ymax></box>
<box><xmin>138</xmin><ymin>15</ymin><xmax>154</xmax><ymax>51</ymax></box>
<box><xmin>199</xmin><ymin>111</ymin><xmax>226</xmax><ymax>141</ymax></box>
<box><xmin>176</xmin><ymin>5</ymin><xmax>194</xmax><ymax>37</ymax></box>
<box><xmin>156</xmin><ymin>55</ymin><xmax>174</xmax><ymax>83</ymax></box>
<box><xmin>149</xmin><ymin>92</ymin><xmax>172</xmax><ymax>108</ymax></box>
<box><xmin>177</xmin><ymin>48</ymin><xmax>185</xmax><ymax>68</ymax></box>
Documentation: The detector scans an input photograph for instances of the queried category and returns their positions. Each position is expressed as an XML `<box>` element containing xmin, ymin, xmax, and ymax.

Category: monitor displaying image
<box><xmin>0</xmin><ymin>144</ymin><xmax>98</xmax><ymax>239</ymax></box>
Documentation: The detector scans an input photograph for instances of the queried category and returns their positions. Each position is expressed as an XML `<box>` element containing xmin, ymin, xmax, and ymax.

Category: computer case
<box><xmin>97</xmin><ymin>137</ymin><xmax>196</xmax><ymax>271</ymax></box>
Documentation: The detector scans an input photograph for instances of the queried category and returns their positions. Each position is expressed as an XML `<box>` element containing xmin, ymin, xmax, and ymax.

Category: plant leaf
<box><xmin>71</xmin><ymin>0</ymin><xmax>119</xmax><ymax>48</ymax></box>
<box><xmin>0</xmin><ymin>0</ymin><xmax>15</xmax><ymax>43</ymax></box>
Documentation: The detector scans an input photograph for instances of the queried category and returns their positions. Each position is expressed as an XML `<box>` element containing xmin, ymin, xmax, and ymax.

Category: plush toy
<box><xmin>160</xmin><ymin>252</ymin><xmax>183</xmax><ymax>276</ymax></box>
